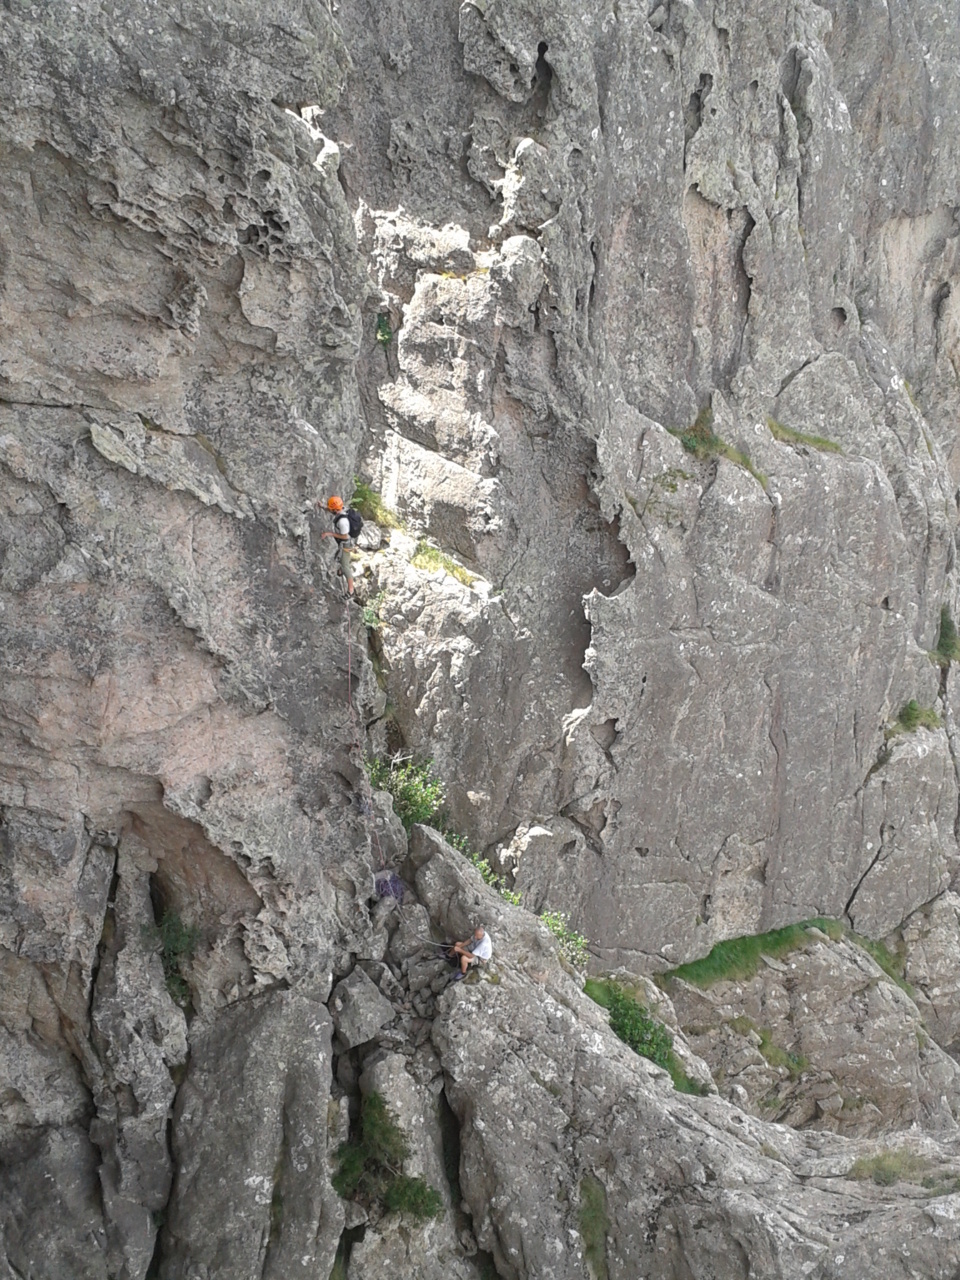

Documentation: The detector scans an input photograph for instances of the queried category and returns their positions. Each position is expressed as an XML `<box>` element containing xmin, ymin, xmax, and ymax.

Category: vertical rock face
<box><xmin>2</xmin><ymin>1</ymin><xmax>960</xmax><ymax>1277</ymax></box>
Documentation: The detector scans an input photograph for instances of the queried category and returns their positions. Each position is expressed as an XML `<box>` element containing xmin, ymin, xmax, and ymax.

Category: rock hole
<box><xmin>831</xmin><ymin>306</ymin><xmax>848</xmax><ymax>331</ymax></box>
<box><xmin>934</xmin><ymin>281</ymin><xmax>952</xmax><ymax>319</ymax></box>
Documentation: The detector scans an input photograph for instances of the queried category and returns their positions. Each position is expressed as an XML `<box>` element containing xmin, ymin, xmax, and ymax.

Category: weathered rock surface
<box><xmin>3</xmin><ymin>0</ymin><xmax>960</xmax><ymax>1276</ymax></box>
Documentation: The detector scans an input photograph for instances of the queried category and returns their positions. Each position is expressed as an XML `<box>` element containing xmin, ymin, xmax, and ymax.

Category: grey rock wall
<box><xmin>2</xmin><ymin>0</ymin><xmax>960</xmax><ymax>1277</ymax></box>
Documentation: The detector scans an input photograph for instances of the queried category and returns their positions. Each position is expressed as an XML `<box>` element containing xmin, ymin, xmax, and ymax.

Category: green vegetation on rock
<box><xmin>541</xmin><ymin>910</ymin><xmax>590</xmax><ymax>968</ymax></box>
<box><xmin>143</xmin><ymin>910</ymin><xmax>198</xmax><ymax>1005</ymax></box>
<box><xmin>412</xmin><ymin>539</ymin><xmax>476</xmax><ymax>586</ymax></box>
<box><xmin>886</xmin><ymin>699</ymin><xmax>941</xmax><ymax>738</ymax></box>
<box><xmin>351</xmin><ymin>478</ymin><xmax>402</xmax><ymax>529</ymax></box>
<box><xmin>669</xmin><ymin>406</ymin><xmax>767</xmax><ymax>489</ymax></box>
<box><xmin>366</xmin><ymin>754</ymin><xmax>445</xmax><ymax>829</ymax></box>
<box><xmin>766</xmin><ymin>416</ymin><xmax>842</xmax><ymax>454</ymax></box>
<box><xmin>578</xmin><ymin>1174</ymin><xmax>610</xmax><ymax>1280</ymax></box>
<box><xmin>933</xmin><ymin>606</ymin><xmax>960</xmax><ymax>667</ymax></box>
<box><xmin>662</xmin><ymin>918</ymin><xmax>843</xmax><ymax>988</ymax></box>
<box><xmin>585</xmin><ymin>979</ymin><xmax>708</xmax><ymax>1095</ymax></box>
<box><xmin>846</xmin><ymin>1149</ymin><xmax>930</xmax><ymax>1186</ymax></box>
<box><xmin>333</xmin><ymin>1092</ymin><xmax>443</xmax><ymax>1222</ymax></box>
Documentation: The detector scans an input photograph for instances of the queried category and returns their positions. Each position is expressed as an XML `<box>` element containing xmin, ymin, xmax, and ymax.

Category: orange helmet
<box><xmin>327</xmin><ymin>496</ymin><xmax>344</xmax><ymax>512</ymax></box>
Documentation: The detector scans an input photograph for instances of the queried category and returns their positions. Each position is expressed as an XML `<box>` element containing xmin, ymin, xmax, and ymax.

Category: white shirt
<box><xmin>333</xmin><ymin>514</ymin><xmax>351</xmax><ymax>538</ymax></box>
<box><xmin>469</xmin><ymin>932</ymin><xmax>492</xmax><ymax>961</ymax></box>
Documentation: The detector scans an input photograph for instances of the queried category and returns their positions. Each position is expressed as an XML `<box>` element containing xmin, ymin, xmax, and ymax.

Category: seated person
<box><xmin>449</xmin><ymin>926</ymin><xmax>492</xmax><ymax>980</ymax></box>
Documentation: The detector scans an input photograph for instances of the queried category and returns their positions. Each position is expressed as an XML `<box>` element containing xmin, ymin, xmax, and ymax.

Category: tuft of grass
<box><xmin>351</xmin><ymin>478</ymin><xmax>402</xmax><ymax>529</ymax></box>
<box><xmin>375</xmin><ymin>313</ymin><xmax>393</xmax><ymax>345</ymax></box>
<box><xmin>366</xmin><ymin>755</ymin><xmax>445</xmax><ymax>830</ymax></box>
<box><xmin>847</xmin><ymin>1149</ymin><xmax>930</xmax><ymax>1187</ymax></box>
<box><xmin>933</xmin><ymin>606</ymin><xmax>960</xmax><ymax>667</ymax></box>
<box><xmin>586</xmin><ymin>979</ymin><xmax>708</xmax><ymax>1095</ymax></box>
<box><xmin>442</xmin><ymin>827</ymin><xmax>523</xmax><ymax>906</ymax></box>
<box><xmin>579</xmin><ymin>1174</ymin><xmax>610</xmax><ymax>1280</ymax></box>
<box><xmin>333</xmin><ymin>1092</ymin><xmax>443</xmax><ymax>1221</ymax></box>
<box><xmin>886</xmin><ymin>699</ymin><xmax>941</xmax><ymax>738</ymax></box>
<box><xmin>662</xmin><ymin>918</ymin><xmax>843</xmax><ymax>988</ymax></box>
<box><xmin>767</xmin><ymin>417</ymin><xmax>842</xmax><ymax>454</ymax></box>
<box><xmin>412</xmin><ymin>540</ymin><xmax>476</xmax><ymax>586</ymax></box>
<box><xmin>668</xmin><ymin>406</ymin><xmax>767</xmax><ymax>490</ymax></box>
<box><xmin>725</xmin><ymin>1016</ymin><xmax>806</xmax><ymax>1076</ymax></box>
<box><xmin>541</xmin><ymin>910</ymin><xmax>590</xmax><ymax>968</ymax></box>
<box><xmin>850</xmin><ymin>933</ymin><xmax>915</xmax><ymax>998</ymax></box>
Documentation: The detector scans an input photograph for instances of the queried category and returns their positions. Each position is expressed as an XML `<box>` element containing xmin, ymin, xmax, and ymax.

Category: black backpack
<box><xmin>335</xmin><ymin>507</ymin><xmax>363</xmax><ymax>540</ymax></box>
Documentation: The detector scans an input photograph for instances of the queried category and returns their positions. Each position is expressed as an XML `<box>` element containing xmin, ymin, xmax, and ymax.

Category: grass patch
<box><xmin>725</xmin><ymin>1016</ymin><xmax>806</xmax><ymax>1076</ymax></box>
<box><xmin>932</xmin><ymin>606</ymin><xmax>960</xmax><ymax>667</ymax></box>
<box><xmin>922</xmin><ymin>1172</ymin><xmax>960</xmax><ymax>1197</ymax></box>
<box><xmin>847</xmin><ymin>1149</ymin><xmax>930</xmax><ymax>1187</ymax></box>
<box><xmin>333</xmin><ymin>1092</ymin><xmax>443</xmax><ymax>1222</ymax></box>
<box><xmin>586</xmin><ymin>979</ymin><xmax>708</xmax><ymax>1095</ymax></box>
<box><xmin>669</xmin><ymin>407</ymin><xmax>767</xmax><ymax>490</ymax></box>
<box><xmin>375</xmin><ymin>313</ymin><xmax>393</xmax><ymax>345</ymax></box>
<box><xmin>886</xmin><ymin>699</ymin><xmax>941</xmax><ymax>738</ymax></box>
<box><xmin>579</xmin><ymin>1174</ymin><xmax>610</xmax><ymax>1280</ymax></box>
<box><xmin>411</xmin><ymin>539</ymin><xmax>476</xmax><ymax>586</ymax></box>
<box><xmin>662</xmin><ymin>918</ymin><xmax>843</xmax><ymax>988</ymax></box>
<box><xmin>850</xmin><ymin>933</ymin><xmax>915</xmax><ymax>998</ymax></box>
<box><xmin>767</xmin><ymin>417</ymin><xmax>842</xmax><ymax>454</ymax></box>
<box><xmin>541</xmin><ymin>910</ymin><xmax>589</xmax><ymax>968</ymax></box>
<box><xmin>351</xmin><ymin>479</ymin><xmax>402</xmax><ymax>529</ymax></box>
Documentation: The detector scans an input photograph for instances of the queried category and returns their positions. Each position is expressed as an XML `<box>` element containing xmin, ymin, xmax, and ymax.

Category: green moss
<box><xmin>351</xmin><ymin>479</ymin><xmax>402</xmax><ymax>529</ymax></box>
<box><xmin>411</xmin><ymin>540</ymin><xmax>476</xmax><ymax>586</ymax></box>
<box><xmin>850</xmin><ymin>933</ymin><xmax>915</xmax><ymax>998</ymax></box>
<box><xmin>847</xmin><ymin>1149</ymin><xmax>930</xmax><ymax>1186</ymax></box>
<box><xmin>886</xmin><ymin>699</ymin><xmax>941</xmax><ymax>738</ymax></box>
<box><xmin>766</xmin><ymin>417</ymin><xmax>842</xmax><ymax>454</ymax></box>
<box><xmin>662</xmin><ymin>918</ymin><xmax>843</xmax><ymax>988</ymax></box>
<box><xmin>579</xmin><ymin>1174</ymin><xmax>610</xmax><ymax>1280</ymax></box>
<box><xmin>668</xmin><ymin>407</ymin><xmax>767</xmax><ymax>490</ymax></box>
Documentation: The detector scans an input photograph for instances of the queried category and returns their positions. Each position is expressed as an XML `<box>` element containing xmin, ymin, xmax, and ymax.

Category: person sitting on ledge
<box><xmin>449</xmin><ymin>926</ymin><xmax>492</xmax><ymax>980</ymax></box>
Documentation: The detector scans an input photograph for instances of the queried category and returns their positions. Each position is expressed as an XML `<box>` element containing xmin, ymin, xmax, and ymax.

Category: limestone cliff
<box><xmin>2</xmin><ymin>1</ymin><xmax>960</xmax><ymax>1277</ymax></box>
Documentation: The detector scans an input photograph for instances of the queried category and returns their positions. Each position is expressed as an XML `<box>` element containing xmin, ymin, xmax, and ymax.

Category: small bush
<box><xmin>375</xmin><ymin>313</ymin><xmax>393</xmax><ymax>345</ymax></box>
<box><xmin>541</xmin><ymin>910</ymin><xmax>590</xmax><ymax>968</ymax></box>
<box><xmin>757</xmin><ymin>1028</ymin><xmax>807</xmax><ymax>1077</ymax></box>
<box><xmin>443</xmin><ymin>828</ymin><xmax>522</xmax><ymax>906</ymax></box>
<box><xmin>411</xmin><ymin>540</ymin><xmax>476</xmax><ymax>586</ymax></box>
<box><xmin>144</xmin><ymin>910</ymin><xmax>199</xmax><ymax>1005</ymax></box>
<box><xmin>351</xmin><ymin>479</ymin><xmax>401</xmax><ymax>529</ymax></box>
<box><xmin>333</xmin><ymin>1092</ymin><xmax>443</xmax><ymax>1222</ymax></box>
<box><xmin>362</xmin><ymin>590</ymin><xmax>386</xmax><ymax>630</ymax></box>
<box><xmin>579</xmin><ymin>1174</ymin><xmax>610</xmax><ymax>1280</ymax></box>
<box><xmin>382</xmin><ymin>1175</ymin><xmax>443</xmax><ymax>1219</ymax></box>
<box><xmin>366</xmin><ymin>755</ymin><xmax>445</xmax><ymax>829</ymax></box>
<box><xmin>586</xmin><ymin>979</ymin><xmax>708</xmax><ymax>1094</ymax></box>
<box><xmin>767</xmin><ymin>417</ymin><xmax>842</xmax><ymax>454</ymax></box>
<box><xmin>887</xmin><ymin>699</ymin><xmax>941</xmax><ymax>738</ymax></box>
<box><xmin>847</xmin><ymin>1149</ymin><xmax>929</xmax><ymax>1186</ymax></box>
<box><xmin>934</xmin><ymin>606</ymin><xmax>960</xmax><ymax>667</ymax></box>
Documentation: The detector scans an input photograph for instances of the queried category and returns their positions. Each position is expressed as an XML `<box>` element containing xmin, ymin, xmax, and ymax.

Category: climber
<box><xmin>448</xmin><ymin>926</ymin><xmax>492</xmax><ymax>980</ymax></box>
<box><xmin>319</xmin><ymin>495</ymin><xmax>360</xmax><ymax>595</ymax></box>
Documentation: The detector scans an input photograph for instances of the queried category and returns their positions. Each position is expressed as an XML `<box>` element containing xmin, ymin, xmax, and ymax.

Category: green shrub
<box><xmin>365</xmin><ymin>755</ymin><xmax>445</xmax><ymax>829</ymax></box>
<box><xmin>411</xmin><ymin>540</ymin><xmax>476</xmax><ymax>586</ymax></box>
<box><xmin>351</xmin><ymin>479</ymin><xmax>401</xmax><ymax>529</ymax></box>
<box><xmin>382</xmin><ymin>1175</ymin><xmax>443</xmax><ymax>1219</ymax></box>
<box><xmin>375</xmin><ymin>313</ymin><xmax>393</xmax><ymax>345</ymax></box>
<box><xmin>443</xmin><ymin>828</ymin><xmax>522</xmax><ymax>906</ymax></box>
<box><xmin>767</xmin><ymin>417</ymin><xmax>842</xmax><ymax>454</ymax></box>
<box><xmin>541</xmin><ymin>910</ymin><xmax>590</xmax><ymax>968</ymax></box>
<box><xmin>585</xmin><ymin>979</ymin><xmax>708</xmax><ymax>1094</ymax></box>
<box><xmin>669</xmin><ymin>407</ymin><xmax>767</xmax><ymax>489</ymax></box>
<box><xmin>934</xmin><ymin>606</ymin><xmax>960</xmax><ymax>666</ymax></box>
<box><xmin>144</xmin><ymin>910</ymin><xmax>199</xmax><ymax>1005</ymax></box>
<box><xmin>887</xmin><ymin>699</ymin><xmax>941</xmax><ymax>738</ymax></box>
<box><xmin>333</xmin><ymin>1092</ymin><xmax>443</xmax><ymax>1222</ymax></box>
<box><xmin>361</xmin><ymin>590</ymin><xmax>386</xmax><ymax>630</ymax></box>
<box><xmin>847</xmin><ymin>1149</ymin><xmax>929</xmax><ymax>1186</ymax></box>
<box><xmin>578</xmin><ymin>1174</ymin><xmax>610</xmax><ymax>1280</ymax></box>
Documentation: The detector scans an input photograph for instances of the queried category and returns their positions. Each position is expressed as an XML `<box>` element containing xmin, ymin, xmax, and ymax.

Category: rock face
<box><xmin>3</xmin><ymin>0</ymin><xmax>960</xmax><ymax>1277</ymax></box>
